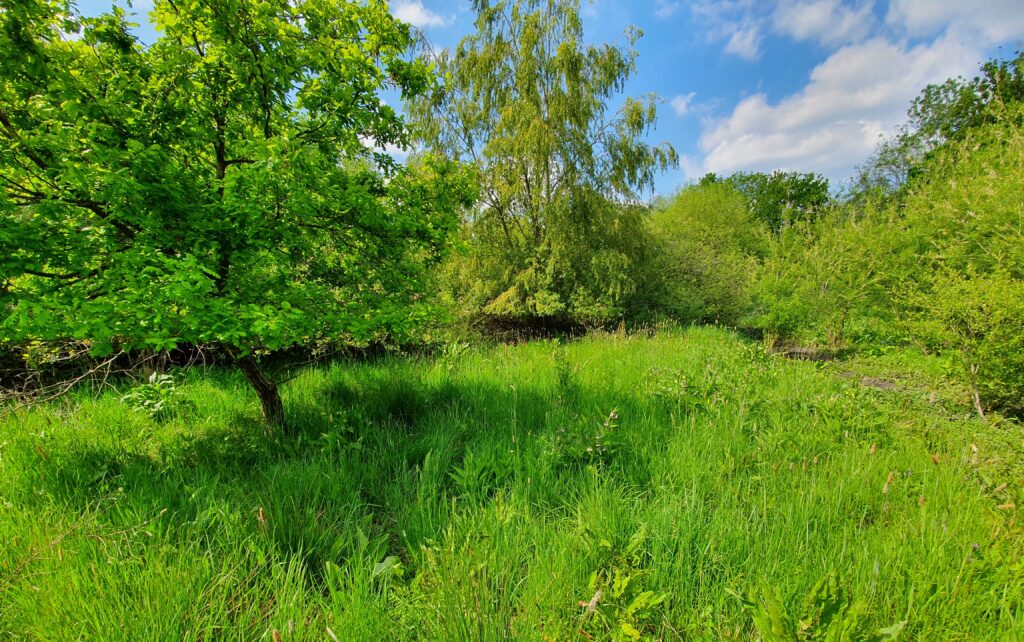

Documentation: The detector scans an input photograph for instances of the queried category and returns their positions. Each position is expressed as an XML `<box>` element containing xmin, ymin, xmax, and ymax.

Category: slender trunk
<box><xmin>237</xmin><ymin>355</ymin><xmax>285</xmax><ymax>433</ymax></box>
<box><xmin>971</xmin><ymin>385</ymin><xmax>986</xmax><ymax>419</ymax></box>
<box><xmin>969</xmin><ymin>364</ymin><xmax>985</xmax><ymax>419</ymax></box>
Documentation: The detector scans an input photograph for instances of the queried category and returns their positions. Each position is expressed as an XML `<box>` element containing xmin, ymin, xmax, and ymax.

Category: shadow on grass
<box><xmin>31</xmin><ymin>371</ymin><xmax>630</xmax><ymax>579</ymax></box>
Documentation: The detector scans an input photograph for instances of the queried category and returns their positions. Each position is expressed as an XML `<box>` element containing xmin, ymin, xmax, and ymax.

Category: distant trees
<box><xmin>735</xmin><ymin>171</ymin><xmax>831</xmax><ymax>233</ymax></box>
<box><xmin>701</xmin><ymin>171</ymin><xmax>831</xmax><ymax>233</ymax></box>
<box><xmin>408</xmin><ymin>0</ymin><xmax>676</xmax><ymax>326</ymax></box>
<box><xmin>0</xmin><ymin>0</ymin><xmax>474</xmax><ymax>430</ymax></box>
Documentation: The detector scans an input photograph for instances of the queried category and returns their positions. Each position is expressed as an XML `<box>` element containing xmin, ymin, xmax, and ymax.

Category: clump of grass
<box><xmin>0</xmin><ymin>327</ymin><xmax>1021</xmax><ymax>639</ymax></box>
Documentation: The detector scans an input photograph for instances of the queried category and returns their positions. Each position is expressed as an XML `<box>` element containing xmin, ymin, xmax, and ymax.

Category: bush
<box><xmin>897</xmin><ymin>112</ymin><xmax>1024</xmax><ymax>283</ymax></box>
<box><xmin>435</xmin><ymin>195</ymin><xmax>654</xmax><ymax>330</ymax></box>
<box><xmin>909</xmin><ymin>273</ymin><xmax>1024</xmax><ymax>416</ymax></box>
<box><xmin>646</xmin><ymin>182</ymin><xmax>765</xmax><ymax>324</ymax></box>
<box><xmin>895</xmin><ymin>105</ymin><xmax>1024</xmax><ymax>414</ymax></box>
<box><xmin>750</xmin><ymin>207</ymin><xmax>898</xmax><ymax>350</ymax></box>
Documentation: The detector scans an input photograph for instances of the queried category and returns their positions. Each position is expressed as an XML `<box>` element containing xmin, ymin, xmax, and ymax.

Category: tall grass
<box><xmin>1</xmin><ymin>327</ymin><xmax>1020</xmax><ymax>640</ymax></box>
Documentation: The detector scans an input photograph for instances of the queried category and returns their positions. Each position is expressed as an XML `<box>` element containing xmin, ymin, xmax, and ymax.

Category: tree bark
<box><xmin>237</xmin><ymin>354</ymin><xmax>285</xmax><ymax>433</ymax></box>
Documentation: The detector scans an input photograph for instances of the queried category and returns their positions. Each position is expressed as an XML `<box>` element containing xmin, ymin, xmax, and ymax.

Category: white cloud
<box><xmin>391</xmin><ymin>1</ymin><xmax>451</xmax><ymax>29</ymax></box>
<box><xmin>886</xmin><ymin>0</ymin><xmax>1024</xmax><ymax>42</ymax></box>
<box><xmin>772</xmin><ymin>0</ymin><xmax>874</xmax><ymax>47</ymax></box>
<box><xmin>654</xmin><ymin>1</ymin><xmax>681</xmax><ymax>19</ymax></box>
<box><xmin>682</xmin><ymin>0</ymin><xmax>1024</xmax><ymax>184</ymax></box>
<box><xmin>691</xmin><ymin>0</ymin><xmax>763</xmax><ymax>60</ymax></box>
<box><xmin>669</xmin><ymin>92</ymin><xmax>697</xmax><ymax>116</ymax></box>
<box><xmin>697</xmin><ymin>34</ymin><xmax>982</xmax><ymax>181</ymax></box>
<box><xmin>725</xmin><ymin>25</ymin><xmax>762</xmax><ymax>60</ymax></box>
<box><xmin>359</xmin><ymin>134</ymin><xmax>411</xmax><ymax>163</ymax></box>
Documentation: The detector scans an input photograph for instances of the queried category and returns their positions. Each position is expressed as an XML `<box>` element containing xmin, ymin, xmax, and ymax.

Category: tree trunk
<box><xmin>237</xmin><ymin>355</ymin><xmax>285</xmax><ymax>433</ymax></box>
<box><xmin>969</xmin><ymin>364</ymin><xmax>985</xmax><ymax>419</ymax></box>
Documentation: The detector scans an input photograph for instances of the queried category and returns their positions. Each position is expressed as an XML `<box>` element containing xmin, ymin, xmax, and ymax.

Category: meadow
<box><xmin>1</xmin><ymin>327</ymin><xmax>1020</xmax><ymax>640</ymax></box>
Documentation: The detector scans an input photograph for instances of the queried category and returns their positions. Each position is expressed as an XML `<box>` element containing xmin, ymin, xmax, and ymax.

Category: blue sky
<box><xmin>77</xmin><ymin>0</ymin><xmax>1024</xmax><ymax>196</ymax></box>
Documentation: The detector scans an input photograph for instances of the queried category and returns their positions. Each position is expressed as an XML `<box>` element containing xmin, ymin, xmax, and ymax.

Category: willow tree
<box><xmin>0</xmin><ymin>0</ymin><xmax>474</xmax><ymax>431</ymax></box>
<box><xmin>408</xmin><ymin>0</ymin><xmax>677</xmax><ymax>326</ymax></box>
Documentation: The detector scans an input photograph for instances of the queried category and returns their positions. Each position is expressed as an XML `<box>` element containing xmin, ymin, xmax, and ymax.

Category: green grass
<box><xmin>1</xmin><ymin>327</ymin><xmax>1021</xmax><ymax>640</ymax></box>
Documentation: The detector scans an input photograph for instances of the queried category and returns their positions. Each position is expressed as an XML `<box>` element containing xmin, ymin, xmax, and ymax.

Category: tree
<box><xmin>709</xmin><ymin>171</ymin><xmax>831</xmax><ymax>234</ymax></box>
<box><xmin>0</xmin><ymin>0</ymin><xmax>475</xmax><ymax>431</ymax></box>
<box><xmin>896</xmin><ymin>104</ymin><xmax>1024</xmax><ymax>416</ymax></box>
<box><xmin>647</xmin><ymin>182</ymin><xmax>765</xmax><ymax>324</ymax></box>
<box><xmin>906</xmin><ymin>50</ymin><xmax>1023</xmax><ymax>149</ymax></box>
<box><xmin>849</xmin><ymin>51</ymin><xmax>1024</xmax><ymax>202</ymax></box>
<box><xmin>407</xmin><ymin>0</ymin><xmax>677</xmax><ymax>326</ymax></box>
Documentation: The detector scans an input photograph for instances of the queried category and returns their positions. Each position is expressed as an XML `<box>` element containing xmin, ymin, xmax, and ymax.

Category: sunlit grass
<box><xmin>1</xmin><ymin>327</ymin><xmax>1020</xmax><ymax>640</ymax></box>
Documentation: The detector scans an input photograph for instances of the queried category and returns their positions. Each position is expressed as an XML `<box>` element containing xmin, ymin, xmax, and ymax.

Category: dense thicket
<box><xmin>745</xmin><ymin>59</ymin><xmax>1024</xmax><ymax>416</ymax></box>
<box><xmin>566</xmin><ymin>51</ymin><xmax>1024</xmax><ymax>416</ymax></box>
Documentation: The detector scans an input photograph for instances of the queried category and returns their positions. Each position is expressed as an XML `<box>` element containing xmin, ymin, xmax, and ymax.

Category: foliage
<box><xmin>752</xmin><ymin>81</ymin><xmax>1023</xmax><ymax>412</ymax></box>
<box><xmin>750</xmin><ymin>207</ymin><xmax>897</xmax><ymax>350</ymax></box>
<box><xmin>849</xmin><ymin>50</ymin><xmax>1023</xmax><ymax>201</ymax></box>
<box><xmin>733</xmin><ymin>573</ymin><xmax>906</xmax><ymax>641</ymax></box>
<box><xmin>891</xmin><ymin>102</ymin><xmax>1024</xmax><ymax>414</ymax></box>
<box><xmin>579</xmin><ymin>524</ymin><xmax>670</xmax><ymax>641</ymax></box>
<box><xmin>646</xmin><ymin>182</ymin><xmax>765</xmax><ymax>324</ymax></box>
<box><xmin>408</xmin><ymin>0</ymin><xmax>676</xmax><ymax>326</ymax></box>
<box><xmin>0</xmin><ymin>0</ymin><xmax>474</xmax><ymax>427</ymax></box>
<box><xmin>896</xmin><ymin>107</ymin><xmax>1024</xmax><ymax>283</ymax></box>
<box><xmin>702</xmin><ymin>171</ymin><xmax>831</xmax><ymax>234</ymax></box>
<box><xmin>844</xmin><ymin>128</ymin><xmax>928</xmax><ymax>205</ymax></box>
<box><xmin>906</xmin><ymin>50</ymin><xmax>1024</xmax><ymax>150</ymax></box>
<box><xmin>120</xmin><ymin>371</ymin><xmax>181</xmax><ymax>420</ymax></box>
<box><xmin>546</xmin><ymin>407</ymin><xmax>621</xmax><ymax>469</ymax></box>
<box><xmin>908</xmin><ymin>273</ymin><xmax>1024</xmax><ymax>417</ymax></box>
<box><xmin>437</xmin><ymin>195</ymin><xmax>655</xmax><ymax>326</ymax></box>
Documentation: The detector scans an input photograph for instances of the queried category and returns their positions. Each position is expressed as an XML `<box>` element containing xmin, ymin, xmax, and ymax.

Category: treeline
<box><xmin>1</xmin><ymin>0</ymin><xmax>1021</xmax><ymax>427</ymax></box>
<box><xmin>412</xmin><ymin>1</ymin><xmax>1023</xmax><ymax>417</ymax></box>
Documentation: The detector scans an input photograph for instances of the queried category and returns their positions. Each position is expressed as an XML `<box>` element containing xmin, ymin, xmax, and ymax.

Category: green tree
<box><xmin>0</xmin><ymin>0</ymin><xmax>474</xmax><ymax>431</ymax></box>
<box><xmin>647</xmin><ymin>182</ymin><xmax>765</xmax><ymax>324</ymax></box>
<box><xmin>705</xmin><ymin>171</ymin><xmax>831</xmax><ymax>234</ymax></box>
<box><xmin>849</xmin><ymin>51</ymin><xmax>1024</xmax><ymax>201</ymax></box>
<box><xmin>408</xmin><ymin>0</ymin><xmax>677</xmax><ymax>326</ymax></box>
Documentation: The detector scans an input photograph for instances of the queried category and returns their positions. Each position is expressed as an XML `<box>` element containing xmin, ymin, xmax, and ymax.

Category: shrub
<box><xmin>647</xmin><ymin>182</ymin><xmax>765</xmax><ymax>324</ymax></box>
<box><xmin>750</xmin><ymin>208</ymin><xmax>899</xmax><ymax>350</ymax></box>
<box><xmin>120</xmin><ymin>371</ymin><xmax>182</xmax><ymax>420</ymax></box>
<box><xmin>908</xmin><ymin>273</ymin><xmax>1024</xmax><ymax>416</ymax></box>
<box><xmin>895</xmin><ymin>104</ymin><xmax>1024</xmax><ymax>414</ymax></box>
